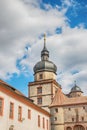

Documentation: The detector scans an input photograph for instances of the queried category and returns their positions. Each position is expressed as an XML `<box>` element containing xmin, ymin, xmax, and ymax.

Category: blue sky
<box><xmin>0</xmin><ymin>0</ymin><xmax>87</xmax><ymax>95</ymax></box>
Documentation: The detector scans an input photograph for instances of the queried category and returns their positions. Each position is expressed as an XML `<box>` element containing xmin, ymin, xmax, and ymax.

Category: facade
<box><xmin>50</xmin><ymin>88</ymin><xmax>87</xmax><ymax>130</ymax></box>
<box><xmin>0</xmin><ymin>34</ymin><xmax>87</xmax><ymax>130</ymax></box>
<box><xmin>0</xmin><ymin>79</ymin><xmax>50</xmax><ymax>130</ymax></box>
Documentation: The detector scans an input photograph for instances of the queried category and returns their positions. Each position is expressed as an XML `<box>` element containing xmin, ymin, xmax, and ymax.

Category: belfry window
<box><xmin>37</xmin><ymin>97</ymin><xmax>42</xmax><ymax>105</ymax></box>
<box><xmin>37</xmin><ymin>87</ymin><xmax>42</xmax><ymax>94</ymax></box>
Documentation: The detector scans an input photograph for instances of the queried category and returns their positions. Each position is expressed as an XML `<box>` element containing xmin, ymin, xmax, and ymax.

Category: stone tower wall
<box><xmin>50</xmin><ymin>107</ymin><xmax>64</xmax><ymax>130</ymax></box>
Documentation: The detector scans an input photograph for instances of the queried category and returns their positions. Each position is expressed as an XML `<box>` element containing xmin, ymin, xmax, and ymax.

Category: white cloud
<box><xmin>0</xmin><ymin>0</ymin><xmax>66</xmax><ymax>79</ymax></box>
<box><xmin>23</xmin><ymin>26</ymin><xmax>87</xmax><ymax>94</ymax></box>
<box><xmin>0</xmin><ymin>0</ymin><xmax>87</xmax><ymax>95</ymax></box>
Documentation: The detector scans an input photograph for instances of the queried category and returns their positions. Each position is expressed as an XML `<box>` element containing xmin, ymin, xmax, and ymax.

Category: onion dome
<box><xmin>33</xmin><ymin>34</ymin><xmax>57</xmax><ymax>74</ymax></box>
<box><xmin>34</xmin><ymin>60</ymin><xmax>57</xmax><ymax>74</ymax></box>
<box><xmin>71</xmin><ymin>82</ymin><xmax>83</xmax><ymax>93</ymax></box>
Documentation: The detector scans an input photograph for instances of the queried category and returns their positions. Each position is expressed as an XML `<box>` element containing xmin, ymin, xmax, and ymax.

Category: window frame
<box><xmin>28</xmin><ymin>109</ymin><xmax>31</xmax><ymax>119</ymax></box>
<box><xmin>43</xmin><ymin>117</ymin><xmax>45</xmax><ymax>129</ymax></box>
<box><xmin>55</xmin><ymin>108</ymin><xmax>58</xmax><ymax>113</ymax></box>
<box><xmin>18</xmin><ymin>106</ymin><xmax>22</xmax><ymax>121</ymax></box>
<box><xmin>39</xmin><ymin>74</ymin><xmax>43</xmax><ymax>79</ymax></box>
<box><xmin>37</xmin><ymin>97</ymin><xmax>42</xmax><ymax>105</ymax></box>
<box><xmin>46</xmin><ymin>119</ymin><xmax>48</xmax><ymax>130</ymax></box>
<box><xmin>38</xmin><ymin>115</ymin><xmax>40</xmax><ymax>127</ymax></box>
<box><xmin>37</xmin><ymin>87</ymin><xmax>42</xmax><ymax>94</ymax></box>
<box><xmin>0</xmin><ymin>97</ymin><xmax>4</xmax><ymax>116</ymax></box>
<box><xmin>9</xmin><ymin>102</ymin><xmax>14</xmax><ymax>119</ymax></box>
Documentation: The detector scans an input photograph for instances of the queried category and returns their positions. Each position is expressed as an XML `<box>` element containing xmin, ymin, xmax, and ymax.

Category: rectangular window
<box><xmin>47</xmin><ymin>120</ymin><xmax>48</xmax><ymax>130</ymax></box>
<box><xmin>72</xmin><ymin>117</ymin><xmax>74</xmax><ymax>121</ymax></box>
<box><xmin>83</xmin><ymin>106</ymin><xmax>85</xmax><ymax>109</ymax></box>
<box><xmin>18</xmin><ymin>106</ymin><xmax>22</xmax><ymax>121</ymax></box>
<box><xmin>0</xmin><ymin>98</ymin><xmax>4</xmax><ymax>116</ymax></box>
<box><xmin>37</xmin><ymin>87</ymin><xmax>42</xmax><ymax>94</ymax></box>
<box><xmin>43</xmin><ymin>117</ymin><xmax>45</xmax><ymax>129</ymax></box>
<box><xmin>38</xmin><ymin>115</ymin><xmax>40</xmax><ymax>127</ymax></box>
<box><xmin>69</xmin><ymin>108</ymin><xmax>71</xmax><ymax>111</ymax></box>
<box><xmin>28</xmin><ymin>109</ymin><xmax>31</xmax><ymax>119</ymax></box>
<box><xmin>39</xmin><ymin>74</ymin><xmax>43</xmax><ymax>79</ymax></box>
<box><xmin>55</xmin><ymin>108</ymin><xmax>58</xmax><ymax>113</ymax></box>
<box><xmin>9</xmin><ymin>102</ymin><xmax>14</xmax><ymax>119</ymax></box>
<box><xmin>54</xmin><ymin>117</ymin><xmax>57</xmax><ymax>121</ymax></box>
<box><xmin>82</xmin><ymin>117</ymin><xmax>84</xmax><ymax>121</ymax></box>
<box><xmin>37</xmin><ymin>97</ymin><xmax>42</xmax><ymax>105</ymax></box>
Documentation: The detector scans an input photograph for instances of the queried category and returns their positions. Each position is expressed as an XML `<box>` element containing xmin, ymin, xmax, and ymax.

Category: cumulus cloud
<box><xmin>0</xmin><ymin>0</ymin><xmax>87</xmax><ymax>95</ymax></box>
<box><xmin>0</xmin><ymin>0</ymin><xmax>66</xmax><ymax>78</ymax></box>
<box><xmin>23</xmin><ymin>26</ymin><xmax>87</xmax><ymax>94</ymax></box>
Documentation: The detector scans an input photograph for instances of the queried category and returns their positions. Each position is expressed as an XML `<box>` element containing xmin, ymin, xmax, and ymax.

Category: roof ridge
<box><xmin>49</xmin><ymin>88</ymin><xmax>68</xmax><ymax>107</ymax></box>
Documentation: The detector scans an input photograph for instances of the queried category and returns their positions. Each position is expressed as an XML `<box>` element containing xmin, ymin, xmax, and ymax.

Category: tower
<box><xmin>69</xmin><ymin>82</ymin><xmax>83</xmax><ymax>97</ymax></box>
<box><xmin>28</xmin><ymin>34</ymin><xmax>61</xmax><ymax>112</ymax></box>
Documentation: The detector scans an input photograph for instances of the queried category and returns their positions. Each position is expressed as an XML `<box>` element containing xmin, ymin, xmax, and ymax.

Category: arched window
<box><xmin>74</xmin><ymin>125</ymin><xmax>85</xmax><ymax>130</ymax></box>
<box><xmin>66</xmin><ymin>127</ymin><xmax>72</xmax><ymax>130</ymax></box>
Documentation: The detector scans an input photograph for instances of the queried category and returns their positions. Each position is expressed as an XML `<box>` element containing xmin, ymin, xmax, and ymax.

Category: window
<box><xmin>37</xmin><ymin>97</ymin><xmax>42</xmax><ymax>105</ymax></box>
<box><xmin>82</xmin><ymin>117</ymin><xmax>84</xmax><ymax>121</ymax></box>
<box><xmin>38</xmin><ymin>115</ymin><xmax>40</xmax><ymax>127</ymax></box>
<box><xmin>9</xmin><ymin>102</ymin><xmax>14</xmax><ymax>119</ymax></box>
<box><xmin>55</xmin><ymin>108</ymin><xmax>58</xmax><ymax>113</ymax></box>
<box><xmin>66</xmin><ymin>127</ymin><xmax>72</xmax><ymax>130</ymax></box>
<box><xmin>9</xmin><ymin>125</ymin><xmax>14</xmax><ymax>130</ymax></box>
<box><xmin>28</xmin><ymin>109</ymin><xmax>31</xmax><ymax>119</ymax></box>
<box><xmin>72</xmin><ymin>117</ymin><xmax>74</xmax><ymax>121</ymax></box>
<box><xmin>46</xmin><ymin>120</ymin><xmax>48</xmax><ymax>130</ymax></box>
<box><xmin>39</xmin><ymin>74</ymin><xmax>43</xmax><ymax>79</ymax></box>
<box><xmin>83</xmin><ymin>106</ymin><xmax>85</xmax><ymax>109</ymax></box>
<box><xmin>18</xmin><ymin>106</ymin><xmax>22</xmax><ymax>121</ymax></box>
<box><xmin>0</xmin><ymin>98</ymin><xmax>4</xmax><ymax>116</ymax></box>
<box><xmin>69</xmin><ymin>108</ymin><xmax>71</xmax><ymax>111</ymax></box>
<box><xmin>43</xmin><ymin>117</ymin><xmax>45</xmax><ymax>129</ymax></box>
<box><xmin>37</xmin><ymin>87</ymin><xmax>42</xmax><ymax>94</ymax></box>
<box><xmin>54</xmin><ymin>117</ymin><xmax>57</xmax><ymax>121</ymax></box>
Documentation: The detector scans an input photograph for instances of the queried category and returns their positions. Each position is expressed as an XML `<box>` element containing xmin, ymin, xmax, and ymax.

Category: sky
<box><xmin>0</xmin><ymin>0</ymin><xmax>87</xmax><ymax>96</ymax></box>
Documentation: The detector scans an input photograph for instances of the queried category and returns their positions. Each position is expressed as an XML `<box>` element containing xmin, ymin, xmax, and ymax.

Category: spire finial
<box><xmin>44</xmin><ymin>33</ymin><xmax>46</xmax><ymax>47</ymax></box>
<box><xmin>74</xmin><ymin>80</ymin><xmax>76</xmax><ymax>86</ymax></box>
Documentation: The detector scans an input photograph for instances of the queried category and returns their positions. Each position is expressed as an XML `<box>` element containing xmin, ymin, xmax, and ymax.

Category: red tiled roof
<box><xmin>0</xmin><ymin>79</ymin><xmax>24</xmax><ymax>96</ymax></box>
<box><xmin>50</xmin><ymin>89</ymin><xmax>87</xmax><ymax>107</ymax></box>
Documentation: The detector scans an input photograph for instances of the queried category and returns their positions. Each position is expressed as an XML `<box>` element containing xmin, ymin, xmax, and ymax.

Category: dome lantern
<box><xmin>41</xmin><ymin>33</ymin><xmax>49</xmax><ymax>61</ymax></box>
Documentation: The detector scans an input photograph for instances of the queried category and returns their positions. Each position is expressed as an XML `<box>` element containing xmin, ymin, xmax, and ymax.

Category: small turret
<box><xmin>69</xmin><ymin>81</ymin><xmax>83</xmax><ymax>97</ymax></box>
